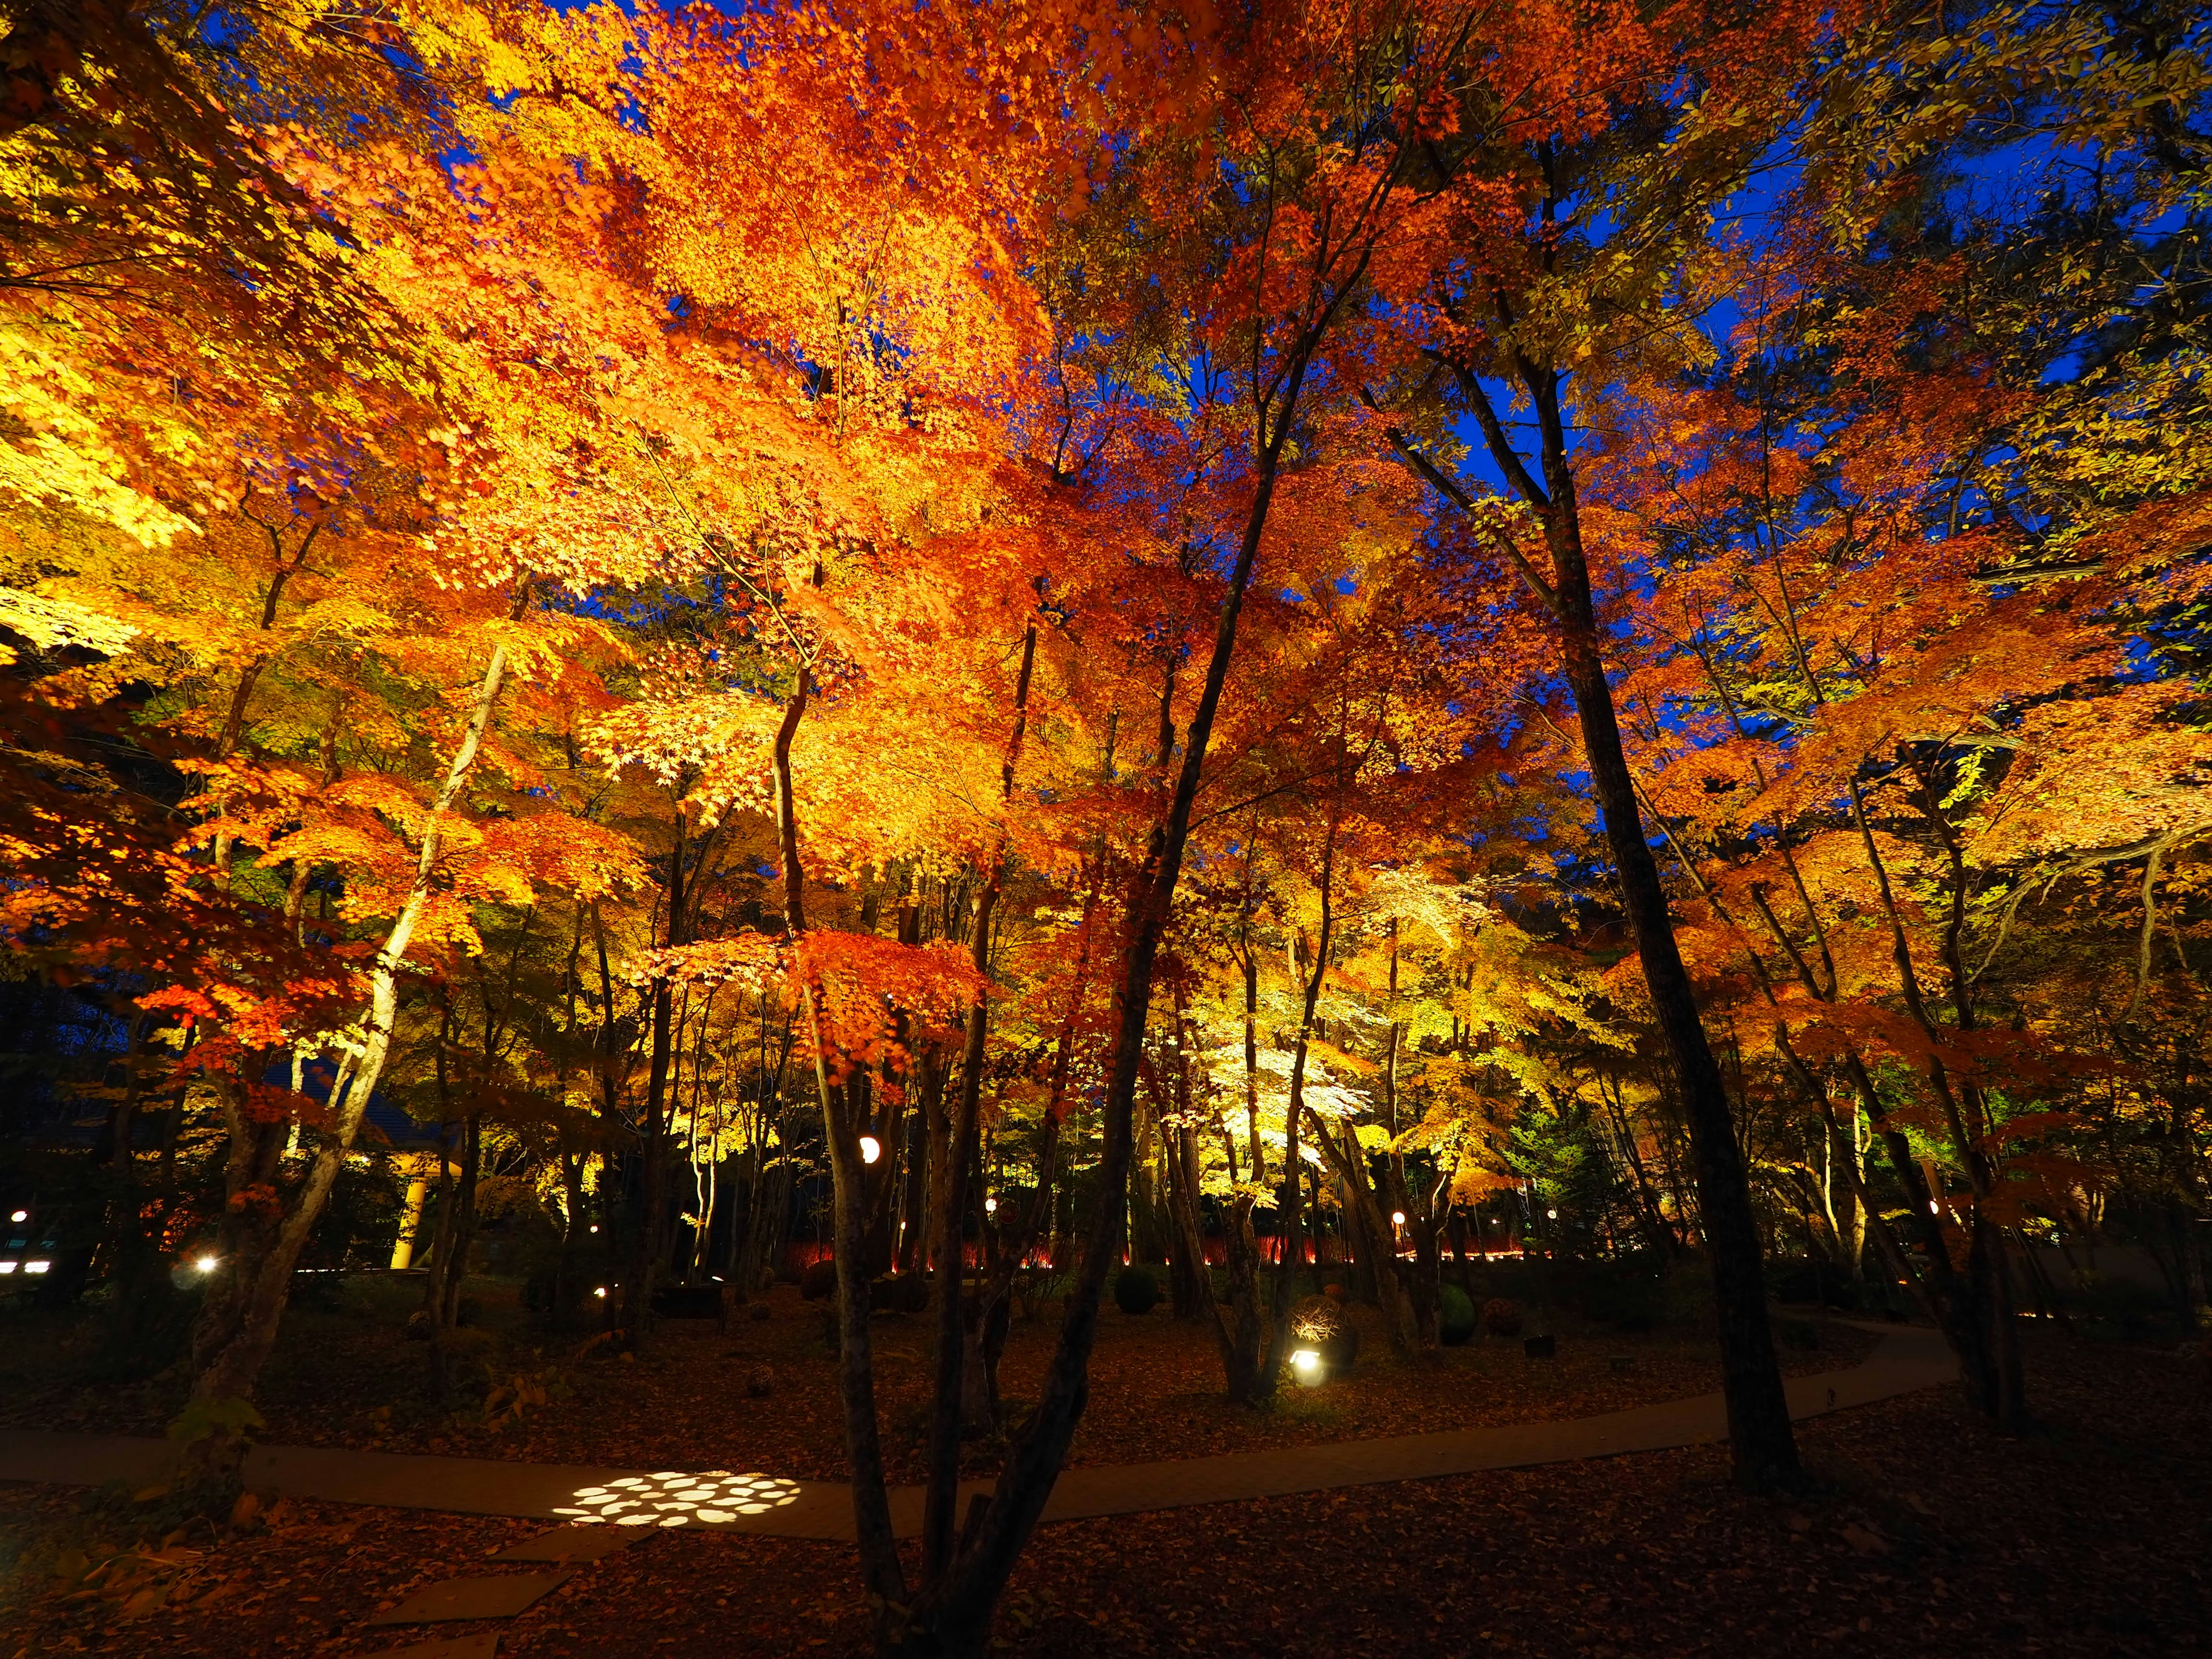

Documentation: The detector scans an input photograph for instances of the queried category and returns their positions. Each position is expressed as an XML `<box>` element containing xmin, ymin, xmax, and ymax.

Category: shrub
<box><xmin>1289</xmin><ymin>1294</ymin><xmax>1359</xmax><ymax>1372</ymax></box>
<box><xmin>1581</xmin><ymin>1257</ymin><xmax>1665</xmax><ymax>1331</ymax></box>
<box><xmin>1482</xmin><ymin>1297</ymin><xmax>1523</xmax><ymax>1338</ymax></box>
<box><xmin>1771</xmin><ymin>1260</ymin><xmax>1860</xmax><ymax>1310</ymax></box>
<box><xmin>1661</xmin><ymin>1259</ymin><xmax>1716</xmax><ymax>1328</ymax></box>
<box><xmin>869</xmin><ymin>1274</ymin><xmax>929</xmax><ymax>1314</ymax></box>
<box><xmin>799</xmin><ymin>1259</ymin><xmax>838</xmax><ymax>1301</ymax></box>
<box><xmin>1437</xmin><ymin>1285</ymin><xmax>1476</xmax><ymax>1346</ymax></box>
<box><xmin>1114</xmin><ymin>1265</ymin><xmax>1161</xmax><ymax>1315</ymax></box>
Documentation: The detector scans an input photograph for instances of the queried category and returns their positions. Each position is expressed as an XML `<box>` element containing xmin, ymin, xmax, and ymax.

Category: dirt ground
<box><xmin>0</xmin><ymin>1277</ymin><xmax>1876</xmax><ymax>1480</ymax></box>
<box><xmin>1</xmin><ymin>1330</ymin><xmax>2202</xmax><ymax>1659</ymax></box>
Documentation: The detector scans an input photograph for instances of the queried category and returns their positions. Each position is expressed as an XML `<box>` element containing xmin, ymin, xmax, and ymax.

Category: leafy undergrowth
<box><xmin>1</xmin><ymin>1332</ymin><xmax>2201</xmax><ymax>1659</ymax></box>
<box><xmin>0</xmin><ymin>1279</ymin><xmax>1874</xmax><ymax>1482</ymax></box>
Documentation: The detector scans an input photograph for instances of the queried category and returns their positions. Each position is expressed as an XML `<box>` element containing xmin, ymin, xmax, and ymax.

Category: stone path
<box><xmin>0</xmin><ymin>1324</ymin><xmax>1956</xmax><ymax>1546</ymax></box>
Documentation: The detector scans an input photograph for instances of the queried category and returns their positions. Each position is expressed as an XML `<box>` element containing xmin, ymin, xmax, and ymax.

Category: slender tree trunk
<box><xmin>896</xmin><ymin>349</ymin><xmax>1320</xmax><ymax>1658</ymax></box>
<box><xmin>182</xmin><ymin>604</ymin><xmax>523</xmax><ymax>1488</ymax></box>
<box><xmin>1257</xmin><ymin>813</ymin><xmax>1340</xmax><ymax>1399</ymax></box>
<box><xmin>922</xmin><ymin>628</ymin><xmax>1034</xmax><ymax>1568</ymax></box>
<box><xmin>623</xmin><ymin>804</ymin><xmax>688</xmax><ymax>1346</ymax></box>
<box><xmin>1531</xmin><ymin>362</ymin><xmax>1797</xmax><ymax>1491</ymax></box>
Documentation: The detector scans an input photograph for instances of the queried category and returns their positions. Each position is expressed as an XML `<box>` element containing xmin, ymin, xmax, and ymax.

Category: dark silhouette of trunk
<box><xmin>1391</xmin><ymin>340</ymin><xmax>1799</xmax><ymax>1490</ymax></box>
<box><xmin>923</xmin><ymin>627</ymin><xmax>1034</xmax><ymax>1562</ymax></box>
<box><xmin>1382</xmin><ymin>378</ymin><xmax>1792</xmax><ymax>1478</ymax></box>
<box><xmin>882</xmin><ymin>323</ymin><xmax>1331</xmax><ymax>1657</ymax></box>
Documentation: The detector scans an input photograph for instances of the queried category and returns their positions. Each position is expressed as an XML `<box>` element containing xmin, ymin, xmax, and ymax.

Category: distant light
<box><xmin>859</xmin><ymin>1135</ymin><xmax>882</xmax><ymax>1165</ymax></box>
<box><xmin>24</xmin><ymin>1260</ymin><xmax>50</xmax><ymax>1274</ymax></box>
<box><xmin>1291</xmin><ymin>1348</ymin><xmax>1324</xmax><ymax>1387</ymax></box>
<box><xmin>984</xmin><ymin>1197</ymin><xmax>998</xmax><ymax>1216</ymax></box>
<box><xmin>1391</xmin><ymin>1211</ymin><xmax>1406</xmax><ymax>1227</ymax></box>
<box><xmin>194</xmin><ymin>1253</ymin><xmax>219</xmax><ymax>1274</ymax></box>
<box><xmin>0</xmin><ymin>1262</ymin><xmax>14</xmax><ymax>1275</ymax></box>
<box><xmin>1546</xmin><ymin>1209</ymin><xmax>1558</xmax><ymax>1219</ymax></box>
<box><xmin>593</xmin><ymin>1286</ymin><xmax>608</xmax><ymax>1298</ymax></box>
<box><xmin>7</xmin><ymin>1210</ymin><xmax>24</xmax><ymax>1224</ymax></box>
<box><xmin>1929</xmin><ymin>1200</ymin><xmax>1940</xmax><ymax>1214</ymax></box>
<box><xmin>589</xmin><ymin>1224</ymin><xmax>599</xmax><ymax>1233</ymax></box>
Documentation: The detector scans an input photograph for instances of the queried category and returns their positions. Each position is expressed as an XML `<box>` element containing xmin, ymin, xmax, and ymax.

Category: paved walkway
<box><xmin>0</xmin><ymin>1324</ymin><xmax>1956</xmax><ymax>1542</ymax></box>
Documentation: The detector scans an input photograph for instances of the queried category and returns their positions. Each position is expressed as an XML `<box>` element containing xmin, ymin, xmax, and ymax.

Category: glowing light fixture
<box><xmin>0</xmin><ymin>1262</ymin><xmax>15</xmax><ymax>1275</ymax></box>
<box><xmin>984</xmin><ymin>1197</ymin><xmax>998</xmax><ymax>1216</ymax></box>
<box><xmin>593</xmin><ymin>1286</ymin><xmax>608</xmax><ymax>1298</ymax></box>
<box><xmin>1546</xmin><ymin>1209</ymin><xmax>1558</xmax><ymax>1219</ymax></box>
<box><xmin>1391</xmin><ymin>1211</ymin><xmax>1406</xmax><ymax>1227</ymax></box>
<box><xmin>859</xmin><ymin>1135</ymin><xmax>882</xmax><ymax>1165</ymax></box>
<box><xmin>589</xmin><ymin>1224</ymin><xmax>599</xmax><ymax>1233</ymax></box>
<box><xmin>24</xmin><ymin>1260</ymin><xmax>50</xmax><ymax>1274</ymax></box>
<box><xmin>1290</xmin><ymin>1348</ymin><xmax>1325</xmax><ymax>1387</ymax></box>
<box><xmin>7</xmin><ymin>1210</ymin><xmax>24</xmax><ymax>1223</ymax></box>
<box><xmin>195</xmin><ymin>1253</ymin><xmax>219</xmax><ymax>1274</ymax></box>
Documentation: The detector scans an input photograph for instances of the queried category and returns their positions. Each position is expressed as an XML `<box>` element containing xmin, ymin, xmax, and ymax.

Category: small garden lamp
<box><xmin>859</xmin><ymin>1134</ymin><xmax>882</xmax><ymax>1165</ymax></box>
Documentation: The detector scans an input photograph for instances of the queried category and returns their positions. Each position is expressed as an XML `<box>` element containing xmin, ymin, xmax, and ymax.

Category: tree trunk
<box><xmin>1521</xmin><ymin>355</ymin><xmax>1798</xmax><ymax>1491</ymax></box>
<box><xmin>892</xmin><ymin>347</ymin><xmax>1321</xmax><ymax>1658</ymax></box>
<box><xmin>776</xmin><ymin>677</ymin><xmax>906</xmax><ymax>1606</ymax></box>
<box><xmin>623</xmin><ymin>803</ymin><xmax>688</xmax><ymax>1346</ymax></box>
<box><xmin>180</xmin><ymin>607</ymin><xmax>522</xmax><ymax>1494</ymax></box>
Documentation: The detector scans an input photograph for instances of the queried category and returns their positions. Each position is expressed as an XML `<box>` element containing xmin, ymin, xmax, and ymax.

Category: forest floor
<box><xmin>0</xmin><ymin>1275</ymin><xmax>1877</xmax><ymax>1480</ymax></box>
<box><xmin>0</xmin><ymin>1325</ymin><xmax>2202</xmax><ymax>1659</ymax></box>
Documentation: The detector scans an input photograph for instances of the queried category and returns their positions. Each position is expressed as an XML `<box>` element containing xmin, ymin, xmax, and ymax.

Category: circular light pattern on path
<box><xmin>555</xmin><ymin>1469</ymin><xmax>802</xmax><ymax>1527</ymax></box>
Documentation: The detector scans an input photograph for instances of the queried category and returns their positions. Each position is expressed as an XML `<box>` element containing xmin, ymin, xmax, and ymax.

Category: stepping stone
<box><xmin>367</xmin><ymin>1572</ymin><xmax>571</xmax><ymax>1626</ymax></box>
<box><xmin>491</xmin><ymin>1527</ymin><xmax>636</xmax><ymax>1563</ymax></box>
<box><xmin>357</xmin><ymin>1637</ymin><xmax>499</xmax><ymax>1659</ymax></box>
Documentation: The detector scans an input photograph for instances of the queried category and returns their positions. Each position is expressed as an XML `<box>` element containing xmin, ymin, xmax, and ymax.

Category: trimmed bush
<box><xmin>799</xmin><ymin>1259</ymin><xmax>838</xmax><ymax>1301</ymax></box>
<box><xmin>1437</xmin><ymin>1284</ymin><xmax>1476</xmax><ymax>1346</ymax></box>
<box><xmin>1482</xmin><ymin>1296</ymin><xmax>1524</xmax><ymax>1338</ymax></box>
<box><xmin>1114</xmin><ymin>1264</ymin><xmax>1161</xmax><ymax>1315</ymax></box>
<box><xmin>869</xmin><ymin>1273</ymin><xmax>930</xmax><ymax>1314</ymax></box>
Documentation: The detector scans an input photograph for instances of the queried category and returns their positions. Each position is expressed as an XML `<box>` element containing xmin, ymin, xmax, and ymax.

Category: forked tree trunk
<box><xmin>879</xmin><ymin>352</ymin><xmax>1321</xmax><ymax>1659</ymax></box>
<box><xmin>1308</xmin><ymin>1110</ymin><xmax>1417</xmax><ymax>1353</ymax></box>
